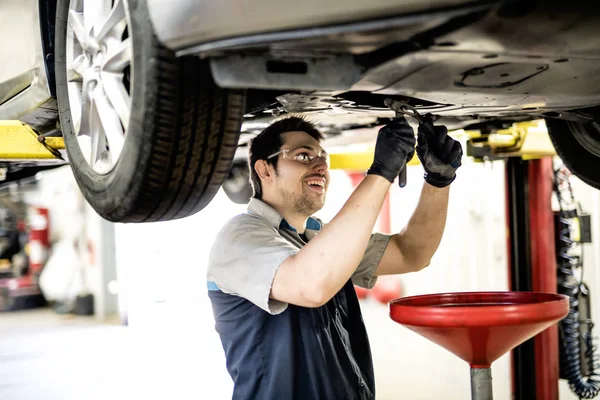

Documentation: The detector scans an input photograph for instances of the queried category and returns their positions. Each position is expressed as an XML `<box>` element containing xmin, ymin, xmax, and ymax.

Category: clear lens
<box><xmin>285</xmin><ymin>148</ymin><xmax>330</xmax><ymax>166</ymax></box>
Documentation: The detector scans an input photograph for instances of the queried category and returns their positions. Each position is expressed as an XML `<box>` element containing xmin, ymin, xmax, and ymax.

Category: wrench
<box><xmin>384</xmin><ymin>99</ymin><xmax>424</xmax><ymax>187</ymax></box>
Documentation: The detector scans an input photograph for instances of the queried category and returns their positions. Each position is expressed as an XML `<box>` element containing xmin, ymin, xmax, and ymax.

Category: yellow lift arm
<box><xmin>0</xmin><ymin>120</ymin><xmax>65</xmax><ymax>162</ymax></box>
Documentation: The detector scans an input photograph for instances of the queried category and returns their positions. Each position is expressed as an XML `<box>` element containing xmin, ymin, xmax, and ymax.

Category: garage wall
<box><xmin>315</xmin><ymin>160</ymin><xmax>511</xmax><ymax>400</ymax></box>
<box><xmin>385</xmin><ymin>161</ymin><xmax>510</xmax><ymax>400</ymax></box>
<box><xmin>113</xmin><ymin>190</ymin><xmax>246</xmax><ymax>399</ymax></box>
<box><xmin>24</xmin><ymin>166</ymin><xmax>118</xmax><ymax>320</ymax></box>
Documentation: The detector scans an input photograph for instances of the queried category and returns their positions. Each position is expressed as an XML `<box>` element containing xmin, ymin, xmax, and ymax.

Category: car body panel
<box><xmin>193</xmin><ymin>1</ymin><xmax>600</xmax><ymax>125</ymax></box>
<box><xmin>355</xmin><ymin>3</ymin><xmax>600</xmax><ymax>116</ymax></box>
<box><xmin>0</xmin><ymin>0</ymin><xmax>60</xmax><ymax>186</ymax></box>
<box><xmin>352</xmin><ymin>51</ymin><xmax>600</xmax><ymax>115</ymax></box>
<box><xmin>0</xmin><ymin>0</ymin><xmax>51</xmax><ymax>121</ymax></box>
<box><xmin>146</xmin><ymin>0</ymin><xmax>481</xmax><ymax>51</ymax></box>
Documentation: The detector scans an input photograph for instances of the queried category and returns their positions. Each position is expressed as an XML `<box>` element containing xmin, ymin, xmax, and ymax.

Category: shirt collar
<box><xmin>247</xmin><ymin>198</ymin><xmax>322</xmax><ymax>233</ymax></box>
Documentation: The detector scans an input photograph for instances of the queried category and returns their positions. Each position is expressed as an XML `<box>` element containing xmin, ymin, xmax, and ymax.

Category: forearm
<box><xmin>395</xmin><ymin>183</ymin><xmax>450</xmax><ymax>268</ymax></box>
<box><xmin>293</xmin><ymin>175</ymin><xmax>390</xmax><ymax>301</ymax></box>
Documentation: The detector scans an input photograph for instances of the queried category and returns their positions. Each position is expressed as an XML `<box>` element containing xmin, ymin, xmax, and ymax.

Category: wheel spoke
<box><xmin>67</xmin><ymin>83</ymin><xmax>83</xmax><ymax>132</ymax></box>
<box><xmin>67</xmin><ymin>54</ymin><xmax>86</xmax><ymax>83</ymax></box>
<box><xmin>101</xmin><ymin>72</ymin><xmax>130</xmax><ymax>130</ymax></box>
<box><xmin>96</xmin><ymin>0</ymin><xmax>126</xmax><ymax>42</ymax></box>
<box><xmin>92</xmin><ymin>87</ymin><xmax>125</xmax><ymax>160</ymax></box>
<box><xmin>90</xmin><ymin>110</ymin><xmax>107</xmax><ymax>166</ymax></box>
<box><xmin>68</xmin><ymin>10</ymin><xmax>86</xmax><ymax>46</ymax></box>
<box><xmin>84</xmin><ymin>0</ymin><xmax>110</xmax><ymax>41</ymax></box>
<box><xmin>77</xmin><ymin>83</ymin><xmax>94</xmax><ymax>136</ymax></box>
<box><xmin>74</xmin><ymin>85</ymin><xmax>98</xmax><ymax>165</ymax></box>
<box><xmin>68</xmin><ymin>0</ymin><xmax>131</xmax><ymax>173</ymax></box>
<box><xmin>103</xmin><ymin>38</ymin><xmax>132</xmax><ymax>73</ymax></box>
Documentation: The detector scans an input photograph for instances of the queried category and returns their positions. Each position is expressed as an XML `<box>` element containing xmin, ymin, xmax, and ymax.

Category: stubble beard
<box><xmin>278</xmin><ymin>184</ymin><xmax>325</xmax><ymax>216</ymax></box>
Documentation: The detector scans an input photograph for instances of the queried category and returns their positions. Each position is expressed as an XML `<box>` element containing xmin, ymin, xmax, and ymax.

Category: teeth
<box><xmin>307</xmin><ymin>180</ymin><xmax>324</xmax><ymax>187</ymax></box>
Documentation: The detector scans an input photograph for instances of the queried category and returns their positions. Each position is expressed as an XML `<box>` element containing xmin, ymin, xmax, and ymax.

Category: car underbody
<box><xmin>9</xmin><ymin>1</ymin><xmax>600</xmax><ymax>135</ymax></box>
<box><xmin>2</xmin><ymin>0</ymin><xmax>600</xmax><ymax>219</ymax></box>
<box><xmin>218</xmin><ymin>1</ymin><xmax>600</xmax><ymax>136</ymax></box>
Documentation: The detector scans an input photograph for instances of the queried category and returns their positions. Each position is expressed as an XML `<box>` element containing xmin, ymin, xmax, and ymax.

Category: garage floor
<box><xmin>0</xmin><ymin>308</ymin><xmax>200</xmax><ymax>400</ymax></box>
<box><xmin>0</xmin><ymin>305</ymin><xmax>511</xmax><ymax>400</ymax></box>
<box><xmin>0</xmin><ymin>309</ymin><xmax>131</xmax><ymax>400</ymax></box>
<box><xmin>0</xmin><ymin>308</ymin><xmax>234</xmax><ymax>400</ymax></box>
<box><xmin>2</xmin><ymin>302</ymin><xmax>575</xmax><ymax>400</ymax></box>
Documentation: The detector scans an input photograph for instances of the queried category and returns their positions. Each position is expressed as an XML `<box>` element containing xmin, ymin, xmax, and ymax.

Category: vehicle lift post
<box><xmin>506</xmin><ymin>157</ymin><xmax>559</xmax><ymax>400</ymax></box>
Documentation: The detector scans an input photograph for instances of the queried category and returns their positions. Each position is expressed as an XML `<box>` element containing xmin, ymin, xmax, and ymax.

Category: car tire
<box><xmin>546</xmin><ymin>111</ymin><xmax>600</xmax><ymax>189</ymax></box>
<box><xmin>222</xmin><ymin>162</ymin><xmax>253</xmax><ymax>204</ymax></box>
<box><xmin>54</xmin><ymin>0</ymin><xmax>245</xmax><ymax>222</ymax></box>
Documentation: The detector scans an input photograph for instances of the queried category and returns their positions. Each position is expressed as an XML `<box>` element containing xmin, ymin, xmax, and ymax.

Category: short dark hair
<box><xmin>248</xmin><ymin>116</ymin><xmax>323</xmax><ymax>199</ymax></box>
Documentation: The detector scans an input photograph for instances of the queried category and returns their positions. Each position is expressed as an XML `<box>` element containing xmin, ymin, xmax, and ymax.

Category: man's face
<box><xmin>271</xmin><ymin>131</ymin><xmax>330</xmax><ymax>216</ymax></box>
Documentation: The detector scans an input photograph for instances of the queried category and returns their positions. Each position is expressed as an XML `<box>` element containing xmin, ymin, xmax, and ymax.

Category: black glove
<box><xmin>367</xmin><ymin>117</ymin><xmax>416</xmax><ymax>183</ymax></box>
<box><xmin>416</xmin><ymin>115</ymin><xmax>463</xmax><ymax>188</ymax></box>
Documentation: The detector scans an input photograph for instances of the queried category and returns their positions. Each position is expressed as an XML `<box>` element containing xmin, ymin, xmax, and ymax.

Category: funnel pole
<box><xmin>470</xmin><ymin>367</ymin><xmax>493</xmax><ymax>400</ymax></box>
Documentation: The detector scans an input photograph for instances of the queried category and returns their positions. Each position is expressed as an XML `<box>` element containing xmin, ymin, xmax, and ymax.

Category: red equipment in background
<box><xmin>371</xmin><ymin>276</ymin><xmax>403</xmax><ymax>304</ymax></box>
<box><xmin>0</xmin><ymin>206</ymin><xmax>49</xmax><ymax>311</ymax></box>
<box><xmin>354</xmin><ymin>285</ymin><xmax>369</xmax><ymax>299</ymax></box>
<box><xmin>28</xmin><ymin>207</ymin><xmax>50</xmax><ymax>278</ymax></box>
<box><xmin>506</xmin><ymin>157</ymin><xmax>563</xmax><ymax>400</ymax></box>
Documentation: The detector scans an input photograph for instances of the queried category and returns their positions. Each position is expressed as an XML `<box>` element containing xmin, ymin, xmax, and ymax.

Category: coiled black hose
<box><xmin>554</xmin><ymin>165</ymin><xmax>600</xmax><ymax>399</ymax></box>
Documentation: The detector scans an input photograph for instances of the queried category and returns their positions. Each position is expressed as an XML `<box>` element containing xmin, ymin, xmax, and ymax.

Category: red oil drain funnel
<box><xmin>389</xmin><ymin>291</ymin><xmax>569</xmax><ymax>400</ymax></box>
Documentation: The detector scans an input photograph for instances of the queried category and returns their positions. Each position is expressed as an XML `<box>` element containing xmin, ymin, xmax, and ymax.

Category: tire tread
<box><xmin>126</xmin><ymin>39</ymin><xmax>244</xmax><ymax>222</ymax></box>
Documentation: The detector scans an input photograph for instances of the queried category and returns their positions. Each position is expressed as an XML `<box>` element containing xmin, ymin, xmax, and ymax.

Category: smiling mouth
<box><xmin>306</xmin><ymin>180</ymin><xmax>325</xmax><ymax>188</ymax></box>
<box><xmin>304</xmin><ymin>178</ymin><xmax>326</xmax><ymax>194</ymax></box>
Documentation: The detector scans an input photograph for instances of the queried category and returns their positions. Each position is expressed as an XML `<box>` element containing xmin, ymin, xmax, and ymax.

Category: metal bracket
<box><xmin>210</xmin><ymin>54</ymin><xmax>362</xmax><ymax>91</ymax></box>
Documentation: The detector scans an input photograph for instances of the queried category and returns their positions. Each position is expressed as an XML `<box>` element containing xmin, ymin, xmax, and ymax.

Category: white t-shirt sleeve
<box><xmin>207</xmin><ymin>214</ymin><xmax>298</xmax><ymax>315</ymax></box>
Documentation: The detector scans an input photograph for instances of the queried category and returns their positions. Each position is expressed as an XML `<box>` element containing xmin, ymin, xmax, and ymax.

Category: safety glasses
<box><xmin>267</xmin><ymin>147</ymin><xmax>330</xmax><ymax>167</ymax></box>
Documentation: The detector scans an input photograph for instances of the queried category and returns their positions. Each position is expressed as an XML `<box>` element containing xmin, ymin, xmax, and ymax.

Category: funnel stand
<box><xmin>389</xmin><ymin>292</ymin><xmax>569</xmax><ymax>400</ymax></box>
<box><xmin>470</xmin><ymin>367</ymin><xmax>493</xmax><ymax>400</ymax></box>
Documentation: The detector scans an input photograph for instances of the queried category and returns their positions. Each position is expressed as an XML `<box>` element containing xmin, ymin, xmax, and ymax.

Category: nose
<box><xmin>312</xmin><ymin>157</ymin><xmax>328</xmax><ymax>172</ymax></box>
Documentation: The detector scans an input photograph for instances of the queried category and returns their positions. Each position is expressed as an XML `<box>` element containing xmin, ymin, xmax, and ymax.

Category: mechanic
<box><xmin>207</xmin><ymin>109</ymin><xmax>463</xmax><ymax>400</ymax></box>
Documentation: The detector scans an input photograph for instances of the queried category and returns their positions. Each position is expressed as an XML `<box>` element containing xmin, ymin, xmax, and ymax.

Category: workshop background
<box><xmin>1</xmin><ymin>145</ymin><xmax>599</xmax><ymax>400</ymax></box>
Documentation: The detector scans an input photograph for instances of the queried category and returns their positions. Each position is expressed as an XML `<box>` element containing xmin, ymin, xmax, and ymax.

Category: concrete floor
<box><xmin>0</xmin><ymin>305</ymin><xmax>578</xmax><ymax>400</ymax></box>
<box><xmin>0</xmin><ymin>309</ymin><xmax>191</xmax><ymax>400</ymax></box>
<box><xmin>0</xmin><ymin>309</ymin><xmax>128</xmax><ymax>400</ymax></box>
<box><xmin>0</xmin><ymin>307</ymin><xmax>235</xmax><ymax>400</ymax></box>
<box><xmin>0</xmin><ymin>305</ymin><xmax>509</xmax><ymax>400</ymax></box>
<box><xmin>0</xmin><ymin>306</ymin><xmax>479</xmax><ymax>400</ymax></box>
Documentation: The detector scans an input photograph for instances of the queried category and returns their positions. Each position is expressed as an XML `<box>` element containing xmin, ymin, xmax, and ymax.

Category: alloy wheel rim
<box><xmin>66</xmin><ymin>0</ymin><xmax>133</xmax><ymax>174</ymax></box>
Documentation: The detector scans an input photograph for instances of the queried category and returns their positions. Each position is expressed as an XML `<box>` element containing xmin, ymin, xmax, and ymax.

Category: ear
<box><xmin>254</xmin><ymin>160</ymin><xmax>272</xmax><ymax>183</ymax></box>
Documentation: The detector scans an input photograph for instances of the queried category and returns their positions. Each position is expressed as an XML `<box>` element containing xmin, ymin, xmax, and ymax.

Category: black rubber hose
<box><xmin>555</xmin><ymin>166</ymin><xmax>600</xmax><ymax>399</ymax></box>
